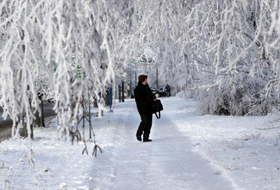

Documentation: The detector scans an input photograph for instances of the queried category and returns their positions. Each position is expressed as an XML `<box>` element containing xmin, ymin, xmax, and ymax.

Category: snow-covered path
<box><xmin>93</xmin><ymin>98</ymin><xmax>236</xmax><ymax>190</ymax></box>
<box><xmin>1</xmin><ymin>97</ymin><xmax>279</xmax><ymax>189</ymax></box>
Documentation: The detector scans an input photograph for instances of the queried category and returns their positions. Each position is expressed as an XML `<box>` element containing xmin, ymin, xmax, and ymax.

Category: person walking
<box><xmin>165</xmin><ymin>84</ymin><xmax>171</xmax><ymax>97</ymax></box>
<box><xmin>134</xmin><ymin>75</ymin><xmax>156</xmax><ymax>142</ymax></box>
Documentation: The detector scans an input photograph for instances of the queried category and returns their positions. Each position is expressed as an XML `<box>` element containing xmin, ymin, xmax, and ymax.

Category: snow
<box><xmin>1</xmin><ymin>97</ymin><xmax>280</xmax><ymax>189</ymax></box>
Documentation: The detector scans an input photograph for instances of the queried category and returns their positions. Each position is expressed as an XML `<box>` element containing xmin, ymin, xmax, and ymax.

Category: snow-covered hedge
<box><xmin>176</xmin><ymin>89</ymin><xmax>198</xmax><ymax>99</ymax></box>
<box><xmin>198</xmin><ymin>75</ymin><xmax>272</xmax><ymax>116</ymax></box>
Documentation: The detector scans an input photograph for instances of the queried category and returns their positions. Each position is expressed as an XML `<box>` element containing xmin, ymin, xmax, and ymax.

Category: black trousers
<box><xmin>136</xmin><ymin>114</ymin><xmax>153</xmax><ymax>139</ymax></box>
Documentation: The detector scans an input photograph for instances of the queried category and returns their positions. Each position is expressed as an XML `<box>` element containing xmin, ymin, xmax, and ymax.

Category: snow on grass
<box><xmin>0</xmin><ymin>97</ymin><xmax>280</xmax><ymax>189</ymax></box>
<box><xmin>0</xmin><ymin>115</ymin><xmax>117</xmax><ymax>189</ymax></box>
<box><xmin>168</xmin><ymin>97</ymin><xmax>280</xmax><ymax>190</ymax></box>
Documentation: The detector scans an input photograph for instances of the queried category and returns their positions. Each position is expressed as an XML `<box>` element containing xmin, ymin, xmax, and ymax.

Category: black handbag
<box><xmin>153</xmin><ymin>99</ymin><xmax>163</xmax><ymax>119</ymax></box>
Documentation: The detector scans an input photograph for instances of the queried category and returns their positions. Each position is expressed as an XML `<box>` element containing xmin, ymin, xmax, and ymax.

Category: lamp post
<box><xmin>135</xmin><ymin>70</ymin><xmax>137</xmax><ymax>87</ymax></box>
<box><xmin>155</xmin><ymin>61</ymin><xmax>159</xmax><ymax>89</ymax></box>
<box><xmin>122</xmin><ymin>81</ymin><xmax>124</xmax><ymax>102</ymax></box>
<box><xmin>109</xmin><ymin>86</ymin><xmax>113</xmax><ymax>111</ymax></box>
<box><xmin>130</xmin><ymin>73</ymin><xmax>133</xmax><ymax>99</ymax></box>
<box><xmin>132</xmin><ymin>57</ymin><xmax>158</xmax><ymax>88</ymax></box>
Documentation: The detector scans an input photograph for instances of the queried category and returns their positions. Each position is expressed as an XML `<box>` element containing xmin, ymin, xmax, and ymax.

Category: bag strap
<box><xmin>155</xmin><ymin>111</ymin><xmax>161</xmax><ymax>119</ymax></box>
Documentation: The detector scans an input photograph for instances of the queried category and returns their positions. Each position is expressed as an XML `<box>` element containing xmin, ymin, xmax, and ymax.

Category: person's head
<box><xmin>138</xmin><ymin>75</ymin><xmax>148</xmax><ymax>85</ymax></box>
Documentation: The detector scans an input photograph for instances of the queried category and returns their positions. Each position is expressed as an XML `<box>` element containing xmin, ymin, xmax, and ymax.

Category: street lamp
<box><xmin>139</xmin><ymin>56</ymin><xmax>158</xmax><ymax>89</ymax></box>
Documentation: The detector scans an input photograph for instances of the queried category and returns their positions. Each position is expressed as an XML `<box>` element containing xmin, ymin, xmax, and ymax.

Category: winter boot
<box><xmin>136</xmin><ymin>135</ymin><xmax>142</xmax><ymax>141</ymax></box>
<box><xmin>143</xmin><ymin>139</ymin><xmax>152</xmax><ymax>142</ymax></box>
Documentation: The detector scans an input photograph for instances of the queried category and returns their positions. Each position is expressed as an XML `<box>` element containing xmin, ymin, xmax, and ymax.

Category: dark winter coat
<box><xmin>165</xmin><ymin>84</ymin><xmax>170</xmax><ymax>92</ymax></box>
<box><xmin>134</xmin><ymin>82</ymin><xmax>155</xmax><ymax>115</ymax></box>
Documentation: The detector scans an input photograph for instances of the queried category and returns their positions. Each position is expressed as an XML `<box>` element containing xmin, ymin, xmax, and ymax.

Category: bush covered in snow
<box><xmin>176</xmin><ymin>89</ymin><xmax>198</xmax><ymax>99</ymax></box>
<box><xmin>199</xmin><ymin>75</ymin><xmax>273</xmax><ymax>116</ymax></box>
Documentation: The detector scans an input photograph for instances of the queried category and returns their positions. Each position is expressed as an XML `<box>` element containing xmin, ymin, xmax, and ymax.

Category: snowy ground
<box><xmin>0</xmin><ymin>97</ymin><xmax>280</xmax><ymax>190</ymax></box>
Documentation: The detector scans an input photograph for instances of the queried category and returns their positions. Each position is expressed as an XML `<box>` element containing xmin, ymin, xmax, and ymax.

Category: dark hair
<box><xmin>138</xmin><ymin>75</ymin><xmax>147</xmax><ymax>83</ymax></box>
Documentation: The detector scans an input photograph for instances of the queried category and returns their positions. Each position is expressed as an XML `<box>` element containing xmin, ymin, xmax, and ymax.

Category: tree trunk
<box><xmin>19</xmin><ymin>120</ymin><xmax>28</xmax><ymax>138</ymax></box>
<box><xmin>40</xmin><ymin>99</ymin><xmax>45</xmax><ymax>127</ymax></box>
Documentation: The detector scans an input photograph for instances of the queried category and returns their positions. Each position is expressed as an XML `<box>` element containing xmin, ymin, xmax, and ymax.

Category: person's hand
<box><xmin>153</xmin><ymin>99</ymin><xmax>157</xmax><ymax>101</ymax></box>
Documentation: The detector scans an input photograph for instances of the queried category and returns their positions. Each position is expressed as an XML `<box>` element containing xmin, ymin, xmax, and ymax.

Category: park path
<box><xmin>94</xmin><ymin>98</ymin><xmax>236</xmax><ymax>190</ymax></box>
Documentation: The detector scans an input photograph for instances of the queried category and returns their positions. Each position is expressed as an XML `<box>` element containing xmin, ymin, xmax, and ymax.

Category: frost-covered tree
<box><xmin>186</xmin><ymin>0</ymin><xmax>280</xmax><ymax>115</ymax></box>
<box><xmin>126</xmin><ymin>0</ymin><xmax>280</xmax><ymax>116</ymax></box>
<box><xmin>0</xmin><ymin>0</ymin><xmax>135</xmax><ymax>160</ymax></box>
